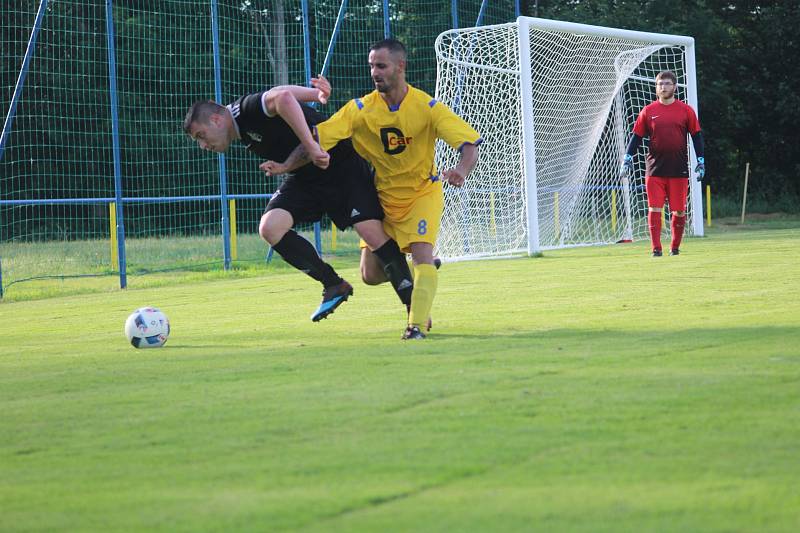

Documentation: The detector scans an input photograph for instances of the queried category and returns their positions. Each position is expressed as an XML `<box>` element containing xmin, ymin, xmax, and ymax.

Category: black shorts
<box><xmin>264</xmin><ymin>154</ymin><xmax>383</xmax><ymax>230</ymax></box>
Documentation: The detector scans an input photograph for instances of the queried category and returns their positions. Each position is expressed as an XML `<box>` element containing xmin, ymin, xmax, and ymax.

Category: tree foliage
<box><xmin>2</xmin><ymin>0</ymin><xmax>796</xmax><ymax>244</ymax></box>
<box><xmin>529</xmin><ymin>0</ymin><xmax>800</xmax><ymax>204</ymax></box>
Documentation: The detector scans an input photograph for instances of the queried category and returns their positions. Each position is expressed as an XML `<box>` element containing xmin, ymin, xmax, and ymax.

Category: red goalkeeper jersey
<box><xmin>633</xmin><ymin>99</ymin><xmax>701</xmax><ymax>178</ymax></box>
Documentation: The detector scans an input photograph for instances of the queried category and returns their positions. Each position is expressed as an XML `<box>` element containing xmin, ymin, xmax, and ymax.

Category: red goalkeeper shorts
<box><xmin>645</xmin><ymin>176</ymin><xmax>688</xmax><ymax>212</ymax></box>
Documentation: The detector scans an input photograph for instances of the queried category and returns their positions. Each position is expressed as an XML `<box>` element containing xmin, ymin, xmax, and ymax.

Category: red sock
<box><xmin>648</xmin><ymin>211</ymin><xmax>662</xmax><ymax>251</ymax></box>
<box><xmin>671</xmin><ymin>215</ymin><xmax>686</xmax><ymax>251</ymax></box>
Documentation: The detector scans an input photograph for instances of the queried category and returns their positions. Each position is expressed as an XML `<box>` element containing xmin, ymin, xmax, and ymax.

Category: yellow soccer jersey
<box><xmin>316</xmin><ymin>85</ymin><xmax>482</xmax><ymax>211</ymax></box>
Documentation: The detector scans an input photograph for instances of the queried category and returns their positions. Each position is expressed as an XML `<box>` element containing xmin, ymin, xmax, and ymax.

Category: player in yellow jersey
<box><xmin>315</xmin><ymin>38</ymin><xmax>482</xmax><ymax>339</ymax></box>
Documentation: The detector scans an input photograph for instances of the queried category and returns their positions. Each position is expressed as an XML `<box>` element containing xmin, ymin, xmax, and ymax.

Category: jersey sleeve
<box><xmin>316</xmin><ymin>100</ymin><xmax>358</xmax><ymax>151</ymax></box>
<box><xmin>685</xmin><ymin>104</ymin><xmax>701</xmax><ymax>135</ymax></box>
<box><xmin>430</xmin><ymin>100</ymin><xmax>482</xmax><ymax>150</ymax></box>
<box><xmin>237</xmin><ymin>92</ymin><xmax>268</xmax><ymax>129</ymax></box>
<box><xmin>632</xmin><ymin>107</ymin><xmax>649</xmax><ymax>137</ymax></box>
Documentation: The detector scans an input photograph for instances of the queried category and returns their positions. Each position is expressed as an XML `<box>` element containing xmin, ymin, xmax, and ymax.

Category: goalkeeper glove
<box><xmin>620</xmin><ymin>154</ymin><xmax>633</xmax><ymax>177</ymax></box>
<box><xmin>695</xmin><ymin>157</ymin><xmax>705</xmax><ymax>181</ymax></box>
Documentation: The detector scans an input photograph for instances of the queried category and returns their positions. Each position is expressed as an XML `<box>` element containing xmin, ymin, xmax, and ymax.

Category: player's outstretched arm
<box><xmin>442</xmin><ymin>143</ymin><xmax>479</xmax><ymax>187</ymax></box>
<box><xmin>266</xmin><ymin>75</ymin><xmax>331</xmax><ymax>107</ymax></box>
<box><xmin>264</xmin><ymin>89</ymin><xmax>329</xmax><ymax>168</ymax></box>
<box><xmin>263</xmin><ymin>78</ymin><xmax>331</xmax><ymax>168</ymax></box>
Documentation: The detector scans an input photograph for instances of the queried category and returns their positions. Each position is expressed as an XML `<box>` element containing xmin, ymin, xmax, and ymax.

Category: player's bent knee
<box><xmin>673</xmin><ymin>211</ymin><xmax>686</xmax><ymax>217</ymax></box>
<box><xmin>259</xmin><ymin>220</ymin><xmax>288</xmax><ymax>245</ymax></box>
<box><xmin>409</xmin><ymin>242</ymin><xmax>435</xmax><ymax>266</ymax></box>
<box><xmin>259</xmin><ymin>210</ymin><xmax>292</xmax><ymax>245</ymax></box>
<box><xmin>354</xmin><ymin>219</ymin><xmax>389</xmax><ymax>251</ymax></box>
<box><xmin>258</xmin><ymin>216</ymin><xmax>275</xmax><ymax>244</ymax></box>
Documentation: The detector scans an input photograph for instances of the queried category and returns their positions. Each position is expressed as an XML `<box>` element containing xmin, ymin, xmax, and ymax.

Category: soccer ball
<box><xmin>124</xmin><ymin>307</ymin><xmax>170</xmax><ymax>349</ymax></box>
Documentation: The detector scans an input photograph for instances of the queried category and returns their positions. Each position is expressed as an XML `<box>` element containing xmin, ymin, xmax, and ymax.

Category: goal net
<box><xmin>434</xmin><ymin>17</ymin><xmax>701</xmax><ymax>261</ymax></box>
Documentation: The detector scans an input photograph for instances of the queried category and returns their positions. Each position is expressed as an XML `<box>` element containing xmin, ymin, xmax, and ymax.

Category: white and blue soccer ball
<box><xmin>124</xmin><ymin>307</ymin><xmax>170</xmax><ymax>349</ymax></box>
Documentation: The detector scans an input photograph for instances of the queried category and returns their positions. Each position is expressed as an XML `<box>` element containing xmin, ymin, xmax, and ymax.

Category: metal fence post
<box><xmin>106</xmin><ymin>0</ymin><xmax>127</xmax><ymax>288</ymax></box>
<box><xmin>211</xmin><ymin>0</ymin><xmax>232</xmax><ymax>269</ymax></box>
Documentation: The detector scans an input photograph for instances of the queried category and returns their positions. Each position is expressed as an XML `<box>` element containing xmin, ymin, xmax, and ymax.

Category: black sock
<box><xmin>271</xmin><ymin>230</ymin><xmax>341</xmax><ymax>287</ymax></box>
<box><xmin>373</xmin><ymin>239</ymin><xmax>413</xmax><ymax>308</ymax></box>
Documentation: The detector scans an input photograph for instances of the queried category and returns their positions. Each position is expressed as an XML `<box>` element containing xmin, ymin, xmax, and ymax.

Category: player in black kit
<box><xmin>183</xmin><ymin>76</ymin><xmax>414</xmax><ymax>322</ymax></box>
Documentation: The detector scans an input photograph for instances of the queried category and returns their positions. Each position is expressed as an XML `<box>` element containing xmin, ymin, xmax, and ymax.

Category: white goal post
<box><xmin>434</xmin><ymin>16</ymin><xmax>702</xmax><ymax>261</ymax></box>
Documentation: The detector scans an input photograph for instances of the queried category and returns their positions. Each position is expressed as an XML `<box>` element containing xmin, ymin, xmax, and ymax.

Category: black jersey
<box><xmin>227</xmin><ymin>91</ymin><xmax>356</xmax><ymax>180</ymax></box>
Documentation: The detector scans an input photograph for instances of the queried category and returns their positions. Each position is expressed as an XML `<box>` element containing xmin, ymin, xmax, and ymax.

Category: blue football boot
<box><xmin>311</xmin><ymin>280</ymin><xmax>353</xmax><ymax>322</ymax></box>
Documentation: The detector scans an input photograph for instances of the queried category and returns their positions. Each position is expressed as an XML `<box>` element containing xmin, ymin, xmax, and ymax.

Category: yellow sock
<box><xmin>409</xmin><ymin>263</ymin><xmax>437</xmax><ymax>327</ymax></box>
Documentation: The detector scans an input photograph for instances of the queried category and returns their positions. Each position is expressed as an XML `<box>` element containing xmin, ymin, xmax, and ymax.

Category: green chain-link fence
<box><xmin>0</xmin><ymin>0</ymin><xmax>519</xmax><ymax>296</ymax></box>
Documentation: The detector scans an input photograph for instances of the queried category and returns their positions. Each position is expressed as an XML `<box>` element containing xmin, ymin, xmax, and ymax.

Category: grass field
<box><xmin>0</xmin><ymin>228</ymin><xmax>363</xmax><ymax>302</ymax></box>
<box><xmin>2</xmin><ymin>218</ymin><xmax>799</xmax><ymax>532</ymax></box>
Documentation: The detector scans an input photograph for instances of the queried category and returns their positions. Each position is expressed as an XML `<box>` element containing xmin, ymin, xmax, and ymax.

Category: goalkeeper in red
<box><xmin>621</xmin><ymin>70</ymin><xmax>705</xmax><ymax>257</ymax></box>
<box><xmin>315</xmin><ymin>38</ymin><xmax>482</xmax><ymax>339</ymax></box>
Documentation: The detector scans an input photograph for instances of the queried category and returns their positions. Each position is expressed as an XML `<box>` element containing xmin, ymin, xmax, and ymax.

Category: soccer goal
<box><xmin>434</xmin><ymin>16</ymin><xmax>702</xmax><ymax>261</ymax></box>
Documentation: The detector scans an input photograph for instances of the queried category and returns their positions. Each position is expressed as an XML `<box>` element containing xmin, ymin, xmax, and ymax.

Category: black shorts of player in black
<box><xmin>265</xmin><ymin>150</ymin><xmax>382</xmax><ymax>231</ymax></box>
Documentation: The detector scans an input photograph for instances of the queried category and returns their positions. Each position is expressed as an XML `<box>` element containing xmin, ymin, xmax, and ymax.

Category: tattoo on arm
<box><xmin>282</xmin><ymin>144</ymin><xmax>311</xmax><ymax>173</ymax></box>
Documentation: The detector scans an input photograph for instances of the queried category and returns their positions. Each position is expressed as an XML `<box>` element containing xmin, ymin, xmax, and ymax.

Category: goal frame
<box><xmin>518</xmin><ymin>17</ymin><xmax>702</xmax><ymax>254</ymax></box>
<box><xmin>436</xmin><ymin>16</ymin><xmax>702</xmax><ymax>259</ymax></box>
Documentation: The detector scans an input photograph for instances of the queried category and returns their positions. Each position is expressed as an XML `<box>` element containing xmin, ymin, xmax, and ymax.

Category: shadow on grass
<box><xmin>396</xmin><ymin>325</ymin><xmax>799</xmax><ymax>360</ymax></box>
